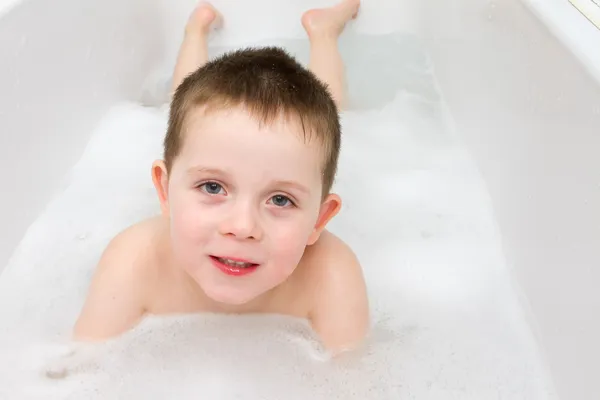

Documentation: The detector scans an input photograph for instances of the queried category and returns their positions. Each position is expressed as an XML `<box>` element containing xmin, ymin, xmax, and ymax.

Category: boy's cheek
<box><xmin>271</xmin><ymin>227</ymin><xmax>310</xmax><ymax>267</ymax></box>
<box><xmin>170</xmin><ymin>206</ymin><xmax>210</xmax><ymax>248</ymax></box>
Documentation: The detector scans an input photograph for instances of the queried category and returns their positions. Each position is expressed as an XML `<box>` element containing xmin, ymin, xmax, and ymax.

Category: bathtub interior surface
<box><xmin>418</xmin><ymin>1</ymin><xmax>600</xmax><ymax>399</ymax></box>
<box><xmin>523</xmin><ymin>0</ymin><xmax>600</xmax><ymax>84</ymax></box>
<box><xmin>0</xmin><ymin>27</ymin><xmax>557</xmax><ymax>398</ymax></box>
<box><xmin>1</xmin><ymin>0</ymin><xmax>599</xmax><ymax>399</ymax></box>
<box><xmin>0</xmin><ymin>0</ymin><xmax>167</xmax><ymax>273</ymax></box>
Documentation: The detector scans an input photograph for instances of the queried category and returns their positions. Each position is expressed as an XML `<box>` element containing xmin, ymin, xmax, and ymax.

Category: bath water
<box><xmin>0</xmin><ymin>32</ymin><xmax>556</xmax><ymax>399</ymax></box>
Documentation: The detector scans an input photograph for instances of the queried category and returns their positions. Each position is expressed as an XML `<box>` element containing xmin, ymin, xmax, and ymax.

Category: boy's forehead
<box><xmin>179</xmin><ymin>106</ymin><xmax>324</xmax><ymax>176</ymax></box>
<box><xmin>183</xmin><ymin>106</ymin><xmax>324</xmax><ymax>156</ymax></box>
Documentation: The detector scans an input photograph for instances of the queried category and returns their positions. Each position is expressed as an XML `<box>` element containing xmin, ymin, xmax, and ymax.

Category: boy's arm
<box><xmin>73</xmin><ymin>232</ymin><xmax>147</xmax><ymax>342</ymax></box>
<box><xmin>309</xmin><ymin>237</ymin><xmax>370</xmax><ymax>354</ymax></box>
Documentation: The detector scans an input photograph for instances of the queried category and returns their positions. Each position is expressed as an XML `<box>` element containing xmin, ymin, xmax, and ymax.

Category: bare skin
<box><xmin>302</xmin><ymin>0</ymin><xmax>359</xmax><ymax>108</ymax></box>
<box><xmin>74</xmin><ymin>0</ymin><xmax>368</xmax><ymax>354</ymax></box>
<box><xmin>171</xmin><ymin>3</ymin><xmax>223</xmax><ymax>96</ymax></box>
<box><xmin>73</xmin><ymin>216</ymin><xmax>368</xmax><ymax>350</ymax></box>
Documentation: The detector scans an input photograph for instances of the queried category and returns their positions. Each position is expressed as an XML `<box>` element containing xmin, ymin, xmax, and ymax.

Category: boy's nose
<box><xmin>219</xmin><ymin>202</ymin><xmax>262</xmax><ymax>241</ymax></box>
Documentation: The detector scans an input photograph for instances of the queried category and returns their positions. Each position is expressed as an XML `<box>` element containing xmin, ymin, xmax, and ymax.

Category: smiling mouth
<box><xmin>209</xmin><ymin>256</ymin><xmax>260</xmax><ymax>276</ymax></box>
<box><xmin>215</xmin><ymin>256</ymin><xmax>256</xmax><ymax>268</ymax></box>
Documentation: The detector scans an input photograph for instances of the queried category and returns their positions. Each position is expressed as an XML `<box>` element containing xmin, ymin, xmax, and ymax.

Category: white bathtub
<box><xmin>0</xmin><ymin>0</ymin><xmax>598</xmax><ymax>399</ymax></box>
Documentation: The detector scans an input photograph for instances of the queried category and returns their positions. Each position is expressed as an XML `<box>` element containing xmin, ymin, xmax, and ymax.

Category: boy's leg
<box><xmin>171</xmin><ymin>2</ymin><xmax>222</xmax><ymax>95</ymax></box>
<box><xmin>301</xmin><ymin>0</ymin><xmax>360</xmax><ymax>109</ymax></box>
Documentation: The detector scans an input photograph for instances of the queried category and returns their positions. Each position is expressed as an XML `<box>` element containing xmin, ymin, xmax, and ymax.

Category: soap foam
<box><xmin>0</xmin><ymin>34</ymin><xmax>556</xmax><ymax>399</ymax></box>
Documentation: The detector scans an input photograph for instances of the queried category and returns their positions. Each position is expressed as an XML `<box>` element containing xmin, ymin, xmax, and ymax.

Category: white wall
<box><xmin>1</xmin><ymin>0</ymin><xmax>599</xmax><ymax>399</ymax></box>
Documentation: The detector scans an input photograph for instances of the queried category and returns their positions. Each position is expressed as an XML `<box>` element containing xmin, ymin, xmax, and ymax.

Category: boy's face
<box><xmin>153</xmin><ymin>107</ymin><xmax>340</xmax><ymax>305</ymax></box>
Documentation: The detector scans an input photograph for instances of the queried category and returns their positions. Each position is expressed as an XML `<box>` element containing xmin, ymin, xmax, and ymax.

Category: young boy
<box><xmin>73</xmin><ymin>0</ymin><xmax>369</xmax><ymax>354</ymax></box>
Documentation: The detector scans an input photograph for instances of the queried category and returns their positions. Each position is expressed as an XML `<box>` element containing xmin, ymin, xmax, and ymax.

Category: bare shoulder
<box><xmin>303</xmin><ymin>231</ymin><xmax>370</xmax><ymax>353</ymax></box>
<box><xmin>72</xmin><ymin>216</ymin><xmax>165</xmax><ymax>342</ymax></box>
<box><xmin>105</xmin><ymin>216</ymin><xmax>165</xmax><ymax>270</ymax></box>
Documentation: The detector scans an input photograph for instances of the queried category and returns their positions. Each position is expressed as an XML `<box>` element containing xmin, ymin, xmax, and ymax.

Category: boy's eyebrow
<box><xmin>272</xmin><ymin>180</ymin><xmax>310</xmax><ymax>195</ymax></box>
<box><xmin>187</xmin><ymin>167</ymin><xmax>231</xmax><ymax>177</ymax></box>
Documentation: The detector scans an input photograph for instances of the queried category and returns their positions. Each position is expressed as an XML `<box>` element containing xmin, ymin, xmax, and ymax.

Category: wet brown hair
<box><xmin>164</xmin><ymin>46</ymin><xmax>341</xmax><ymax>198</ymax></box>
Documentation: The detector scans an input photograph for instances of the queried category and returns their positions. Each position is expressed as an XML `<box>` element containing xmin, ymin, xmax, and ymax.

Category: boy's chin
<box><xmin>202</xmin><ymin>284</ymin><xmax>263</xmax><ymax>307</ymax></box>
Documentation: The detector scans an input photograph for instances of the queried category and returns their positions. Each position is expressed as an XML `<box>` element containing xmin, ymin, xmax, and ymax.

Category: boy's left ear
<box><xmin>307</xmin><ymin>193</ymin><xmax>342</xmax><ymax>245</ymax></box>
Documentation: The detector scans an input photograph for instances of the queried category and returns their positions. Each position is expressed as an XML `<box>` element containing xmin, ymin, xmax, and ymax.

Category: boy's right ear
<box><xmin>151</xmin><ymin>160</ymin><xmax>170</xmax><ymax>217</ymax></box>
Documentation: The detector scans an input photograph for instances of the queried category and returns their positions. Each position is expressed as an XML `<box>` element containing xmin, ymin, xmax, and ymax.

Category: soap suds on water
<box><xmin>0</xmin><ymin>33</ymin><xmax>556</xmax><ymax>399</ymax></box>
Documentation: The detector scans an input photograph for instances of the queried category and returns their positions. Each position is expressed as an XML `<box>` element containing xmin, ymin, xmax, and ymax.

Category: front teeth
<box><xmin>218</xmin><ymin>257</ymin><xmax>253</xmax><ymax>268</ymax></box>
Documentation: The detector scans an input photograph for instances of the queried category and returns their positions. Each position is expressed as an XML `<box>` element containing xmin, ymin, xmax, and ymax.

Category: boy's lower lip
<box><xmin>209</xmin><ymin>256</ymin><xmax>259</xmax><ymax>276</ymax></box>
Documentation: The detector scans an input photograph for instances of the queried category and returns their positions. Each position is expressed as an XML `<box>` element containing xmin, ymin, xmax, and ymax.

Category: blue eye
<box><xmin>271</xmin><ymin>195</ymin><xmax>293</xmax><ymax>207</ymax></box>
<box><xmin>200</xmin><ymin>182</ymin><xmax>225</xmax><ymax>195</ymax></box>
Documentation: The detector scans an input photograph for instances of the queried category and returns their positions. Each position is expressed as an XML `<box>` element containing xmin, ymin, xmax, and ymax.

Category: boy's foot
<box><xmin>301</xmin><ymin>0</ymin><xmax>360</xmax><ymax>39</ymax></box>
<box><xmin>185</xmin><ymin>2</ymin><xmax>223</xmax><ymax>36</ymax></box>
